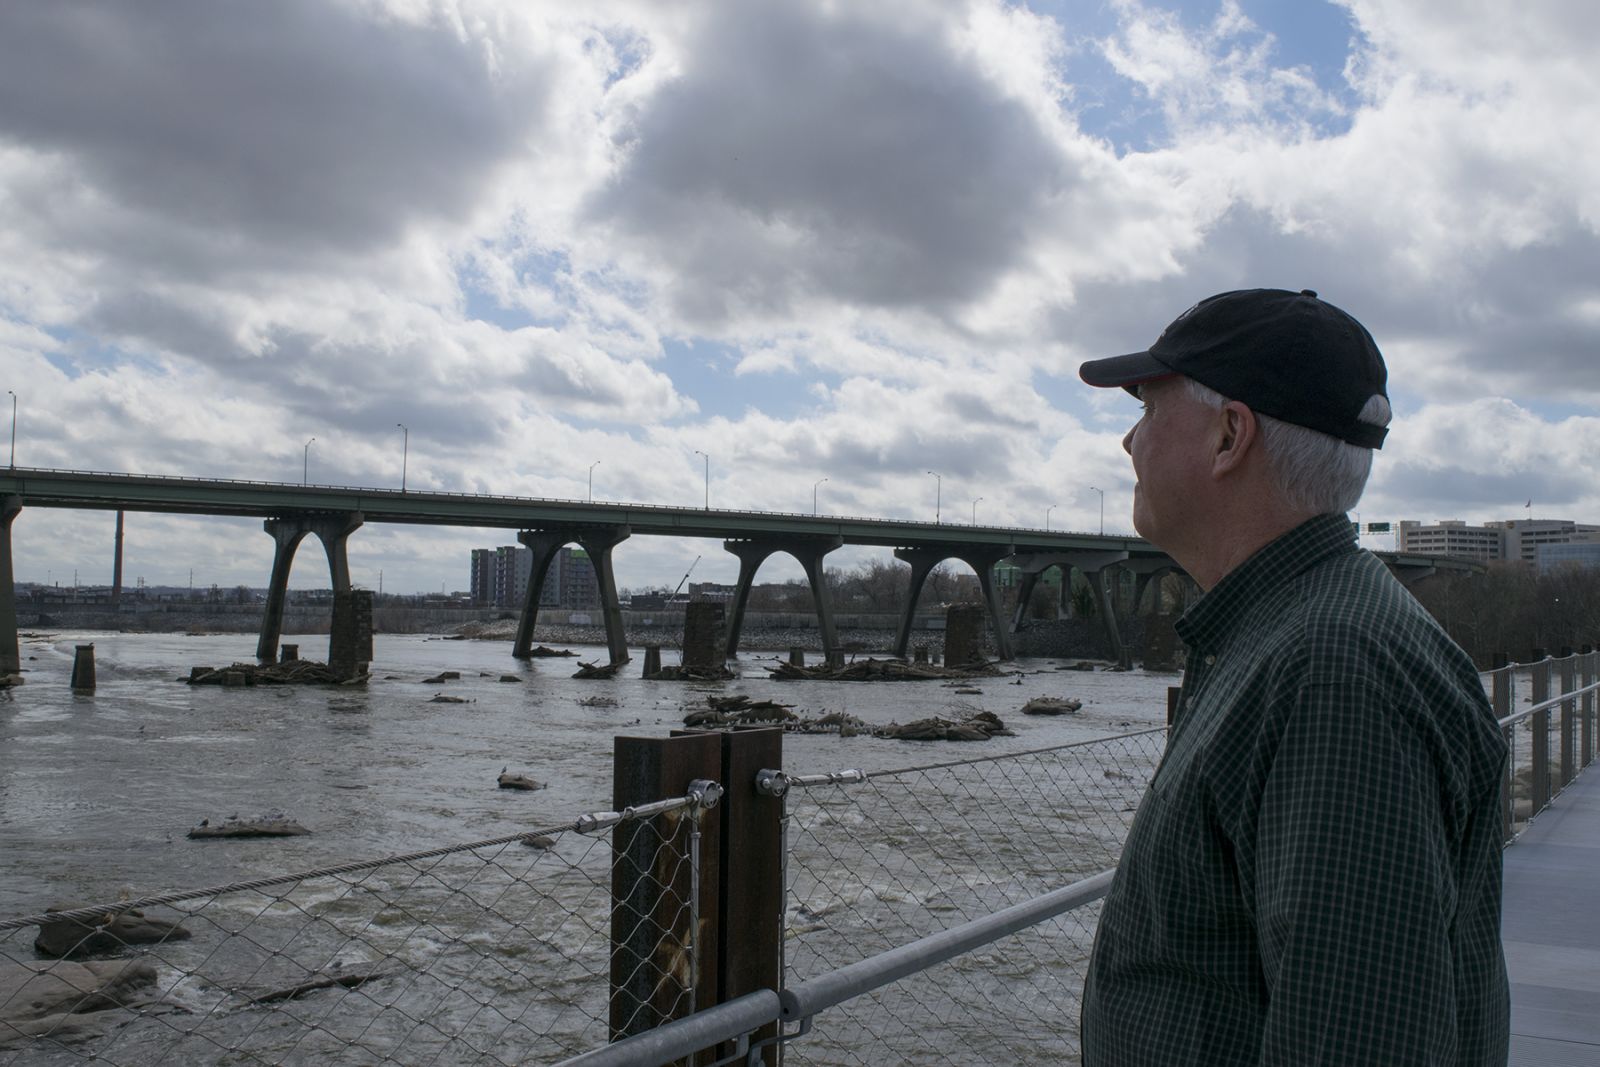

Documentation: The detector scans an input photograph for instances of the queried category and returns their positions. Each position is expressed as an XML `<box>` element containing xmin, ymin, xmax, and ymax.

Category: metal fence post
<box><xmin>1492</xmin><ymin>653</ymin><xmax>1513</xmax><ymax>843</ymax></box>
<box><xmin>1531</xmin><ymin>652</ymin><xmax>1551</xmax><ymax>817</ymax></box>
<box><xmin>1583</xmin><ymin>645</ymin><xmax>1596</xmax><ymax>770</ymax></box>
<box><xmin>1559</xmin><ymin>647</ymin><xmax>1576</xmax><ymax>791</ymax></box>
<box><xmin>610</xmin><ymin>733</ymin><xmax>723</xmax><ymax>1053</ymax></box>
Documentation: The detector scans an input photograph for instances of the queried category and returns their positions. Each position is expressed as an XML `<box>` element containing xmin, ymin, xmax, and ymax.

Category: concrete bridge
<box><xmin>0</xmin><ymin>467</ymin><xmax>1480</xmax><ymax>674</ymax></box>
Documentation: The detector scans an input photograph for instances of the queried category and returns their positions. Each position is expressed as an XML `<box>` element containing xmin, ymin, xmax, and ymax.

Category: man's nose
<box><xmin>1122</xmin><ymin>425</ymin><xmax>1136</xmax><ymax>456</ymax></box>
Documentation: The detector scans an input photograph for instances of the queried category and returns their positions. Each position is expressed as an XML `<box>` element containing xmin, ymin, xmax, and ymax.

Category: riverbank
<box><xmin>18</xmin><ymin>604</ymin><xmax>1134</xmax><ymax>659</ymax></box>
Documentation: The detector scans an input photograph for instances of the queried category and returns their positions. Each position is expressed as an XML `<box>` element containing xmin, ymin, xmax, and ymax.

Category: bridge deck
<box><xmin>1505</xmin><ymin>765</ymin><xmax>1600</xmax><ymax>1065</ymax></box>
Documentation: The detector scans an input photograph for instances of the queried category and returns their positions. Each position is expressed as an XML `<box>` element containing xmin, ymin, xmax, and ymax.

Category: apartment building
<box><xmin>468</xmin><ymin>545</ymin><xmax>600</xmax><ymax>608</ymax></box>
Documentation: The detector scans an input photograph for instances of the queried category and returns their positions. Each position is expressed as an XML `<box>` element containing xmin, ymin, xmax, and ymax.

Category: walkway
<box><xmin>1505</xmin><ymin>765</ymin><xmax>1600</xmax><ymax>1065</ymax></box>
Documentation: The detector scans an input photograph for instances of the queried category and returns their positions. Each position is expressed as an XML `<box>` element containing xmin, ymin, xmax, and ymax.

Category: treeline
<box><xmin>1409</xmin><ymin>563</ymin><xmax>1600</xmax><ymax>666</ymax></box>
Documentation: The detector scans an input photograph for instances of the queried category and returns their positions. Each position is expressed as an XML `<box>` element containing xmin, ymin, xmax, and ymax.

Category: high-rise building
<box><xmin>467</xmin><ymin>544</ymin><xmax>600</xmax><ymax>609</ymax></box>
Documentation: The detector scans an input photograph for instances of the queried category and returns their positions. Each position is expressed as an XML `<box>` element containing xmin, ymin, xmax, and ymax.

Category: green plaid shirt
<box><xmin>1081</xmin><ymin>514</ymin><xmax>1509</xmax><ymax>1066</ymax></box>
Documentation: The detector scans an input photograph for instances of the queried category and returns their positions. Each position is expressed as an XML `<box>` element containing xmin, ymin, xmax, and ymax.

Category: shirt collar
<box><xmin>1174</xmin><ymin>513</ymin><xmax>1358</xmax><ymax>653</ymax></box>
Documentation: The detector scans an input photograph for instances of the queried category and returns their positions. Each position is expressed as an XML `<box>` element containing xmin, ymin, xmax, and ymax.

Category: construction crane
<box><xmin>671</xmin><ymin>556</ymin><xmax>701</xmax><ymax>599</ymax></box>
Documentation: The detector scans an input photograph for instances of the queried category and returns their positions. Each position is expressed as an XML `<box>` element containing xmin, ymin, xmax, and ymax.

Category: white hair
<box><xmin>1182</xmin><ymin>378</ymin><xmax>1391</xmax><ymax>515</ymax></box>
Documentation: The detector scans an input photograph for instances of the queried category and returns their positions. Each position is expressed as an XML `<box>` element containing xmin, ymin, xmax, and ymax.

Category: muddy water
<box><xmin>0</xmin><ymin>629</ymin><xmax>1175</xmax><ymax>1064</ymax></box>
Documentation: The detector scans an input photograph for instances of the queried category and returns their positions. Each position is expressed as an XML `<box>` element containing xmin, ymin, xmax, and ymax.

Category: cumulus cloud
<box><xmin>3</xmin><ymin>0</ymin><xmax>1600</xmax><ymax>592</ymax></box>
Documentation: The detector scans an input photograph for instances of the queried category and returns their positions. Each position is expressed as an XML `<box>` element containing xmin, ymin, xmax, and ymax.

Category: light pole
<box><xmin>396</xmin><ymin>423</ymin><xmax>408</xmax><ymax>492</ymax></box>
<box><xmin>971</xmin><ymin>497</ymin><xmax>982</xmax><ymax>525</ymax></box>
<box><xmin>6</xmin><ymin>390</ymin><xmax>14</xmax><ymax>468</ymax></box>
<box><xmin>1089</xmin><ymin>486</ymin><xmax>1104</xmax><ymax>535</ymax></box>
<box><xmin>303</xmin><ymin>437</ymin><xmax>315</xmax><ymax>485</ymax></box>
<box><xmin>927</xmin><ymin>471</ymin><xmax>941</xmax><ymax>524</ymax></box>
<box><xmin>693</xmin><ymin>450</ymin><xmax>709</xmax><ymax>510</ymax></box>
<box><xmin>588</xmin><ymin>460</ymin><xmax>601</xmax><ymax>503</ymax></box>
<box><xmin>1046</xmin><ymin>504</ymin><xmax>1057</xmax><ymax>531</ymax></box>
<box><xmin>813</xmin><ymin>476</ymin><xmax>828</xmax><ymax>516</ymax></box>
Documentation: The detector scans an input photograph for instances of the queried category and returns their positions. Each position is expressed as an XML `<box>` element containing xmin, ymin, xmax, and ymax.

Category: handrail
<box><xmin>778</xmin><ymin>868</ymin><xmax>1115</xmax><ymax>1024</ymax></box>
<box><xmin>551</xmin><ymin>990</ymin><xmax>781</xmax><ymax>1067</ymax></box>
<box><xmin>1497</xmin><ymin>676</ymin><xmax>1600</xmax><ymax>730</ymax></box>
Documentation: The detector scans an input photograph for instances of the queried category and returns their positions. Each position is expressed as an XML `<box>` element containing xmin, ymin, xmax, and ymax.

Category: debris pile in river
<box><xmin>187</xmin><ymin>661</ymin><xmax>367</xmax><ymax>686</ymax></box>
<box><xmin>876</xmin><ymin>710</ymin><xmax>1012</xmax><ymax>741</ymax></box>
<box><xmin>682</xmin><ymin>694</ymin><xmax>798</xmax><ymax>727</ymax></box>
<box><xmin>572</xmin><ymin>660</ymin><xmax>623</xmax><ymax>679</ymax></box>
<box><xmin>646</xmin><ymin>663</ymin><xmax>737</xmax><ymax>681</ymax></box>
<box><xmin>767</xmin><ymin>657</ymin><xmax>1003</xmax><ymax>682</ymax></box>
<box><xmin>681</xmin><ymin>697</ymin><xmax>1009</xmax><ymax>741</ymax></box>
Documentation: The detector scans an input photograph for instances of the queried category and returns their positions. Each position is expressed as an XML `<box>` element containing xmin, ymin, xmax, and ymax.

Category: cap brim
<box><xmin>1078</xmin><ymin>350</ymin><xmax>1175</xmax><ymax>391</ymax></box>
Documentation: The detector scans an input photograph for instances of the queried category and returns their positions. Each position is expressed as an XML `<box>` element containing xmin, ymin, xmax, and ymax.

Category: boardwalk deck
<box><xmin>1505</xmin><ymin>765</ymin><xmax>1600</xmax><ymax>1066</ymax></box>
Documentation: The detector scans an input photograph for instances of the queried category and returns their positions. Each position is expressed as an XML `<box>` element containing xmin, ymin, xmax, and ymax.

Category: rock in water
<box><xmin>497</xmin><ymin>769</ymin><xmax>544</xmax><ymax>791</ymax></box>
<box><xmin>0</xmin><ymin>958</ymin><xmax>157</xmax><ymax>1046</ymax></box>
<box><xmin>188</xmin><ymin>814</ymin><xmax>311</xmax><ymax>839</ymax></box>
<box><xmin>34</xmin><ymin>906</ymin><xmax>191</xmax><ymax>959</ymax></box>
<box><xmin>1021</xmin><ymin>697</ymin><xmax>1083</xmax><ymax>716</ymax></box>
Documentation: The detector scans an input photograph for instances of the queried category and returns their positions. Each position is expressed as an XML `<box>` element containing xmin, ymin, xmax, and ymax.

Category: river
<box><xmin>0</xmin><ymin>628</ymin><xmax>1175</xmax><ymax>1064</ymax></box>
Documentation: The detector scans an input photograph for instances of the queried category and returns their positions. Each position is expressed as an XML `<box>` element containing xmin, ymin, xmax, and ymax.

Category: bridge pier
<box><xmin>255</xmin><ymin>512</ymin><xmax>364</xmax><ymax>664</ymax></box>
<box><xmin>0</xmin><ymin>497</ymin><xmax>19</xmax><ymax>676</ymax></box>
<box><xmin>1008</xmin><ymin>550</ymin><xmax>1132</xmax><ymax>662</ymax></box>
<box><xmin>514</xmin><ymin>526</ymin><xmax>632</xmax><ymax>665</ymax></box>
<box><xmin>723</xmin><ymin>536</ymin><xmax>844</xmax><ymax>659</ymax></box>
<box><xmin>892</xmin><ymin>545</ymin><xmax>1015</xmax><ymax>661</ymax></box>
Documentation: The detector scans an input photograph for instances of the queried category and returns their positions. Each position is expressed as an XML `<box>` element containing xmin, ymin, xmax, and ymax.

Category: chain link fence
<box><xmin>0</xmin><ymin>792</ymin><xmax>711</xmax><ymax>1066</ymax></box>
<box><xmin>776</xmin><ymin>727</ymin><xmax>1167</xmax><ymax>1066</ymax></box>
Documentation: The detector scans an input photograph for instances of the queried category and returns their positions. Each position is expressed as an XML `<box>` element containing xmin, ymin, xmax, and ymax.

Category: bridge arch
<box><xmin>723</xmin><ymin>536</ymin><xmax>844</xmax><ymax>659</ymax></box>
<box><xmin>513</xmin><ymin>526</ymin><xmax>631</xmax><ymax>665</ymax></box>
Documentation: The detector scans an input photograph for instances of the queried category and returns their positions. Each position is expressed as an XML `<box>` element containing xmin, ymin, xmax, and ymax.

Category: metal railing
<box><xmin>0</xmin><ymin>465</ymin><xmax>1117</xmax><ymax>538</ymax></box>
<box><xmin>0</xmin><ymin>784</ymin><xmax>720</xmax><ymax>1065</ymax></box>
<box><xmin>1491</xmin><ymin>648</ymin><xmax>1600</xmax><ymax>842</ymax></box>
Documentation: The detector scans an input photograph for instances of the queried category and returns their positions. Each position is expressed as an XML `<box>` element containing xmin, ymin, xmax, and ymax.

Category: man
<box><xmin>1076</xmin><ymin>289</ymin><xmax>1509</xmax><ymax>1065</ymax></box>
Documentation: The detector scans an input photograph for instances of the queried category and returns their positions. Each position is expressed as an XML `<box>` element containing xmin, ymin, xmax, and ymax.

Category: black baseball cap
<box><xmin>1078</xmin><ymin>288</ymin><xmax>1389</xmax><ymax>449</ymax></box>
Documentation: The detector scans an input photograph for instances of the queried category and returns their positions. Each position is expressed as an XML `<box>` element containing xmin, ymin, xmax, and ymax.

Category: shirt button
<box><xmin>1204</xmin><ymin>655</ymin><xmax>1216</xmax><ymax>666</ymax></box>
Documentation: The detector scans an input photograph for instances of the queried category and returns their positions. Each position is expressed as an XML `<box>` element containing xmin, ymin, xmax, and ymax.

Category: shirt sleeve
<box><xmin>1252</xmin><ymin>682</ymin><xmax>1461</xmax><ymax>1066</ymax></box>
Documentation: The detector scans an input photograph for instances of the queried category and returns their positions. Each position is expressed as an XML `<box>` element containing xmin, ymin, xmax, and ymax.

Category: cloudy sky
<box><xmin>2</xmin><ymin>0</ymin><xmax>1597</xmax><ymax>595</ymax></box>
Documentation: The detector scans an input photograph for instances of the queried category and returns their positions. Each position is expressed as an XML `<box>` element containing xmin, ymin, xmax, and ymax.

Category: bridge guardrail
<box><xmin>0</xmin><ymin>465</ymin><xmax>1119</xmax><ymax>537</ymax></box>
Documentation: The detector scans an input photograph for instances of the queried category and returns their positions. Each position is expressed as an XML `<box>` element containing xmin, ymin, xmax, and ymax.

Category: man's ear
<box><xmin>1211</xmin><ymin>401</ymin><xmax>1259</xmax><ymax>477</ymax></box>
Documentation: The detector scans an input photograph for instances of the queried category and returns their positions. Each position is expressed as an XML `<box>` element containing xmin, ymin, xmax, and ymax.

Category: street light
<box><xmin>6</xmin><ymin>390</ymin><xmax>14</xmax><ymax>468</ymax></box>
<box><xmin>396</xmin><ymin>423</ymin><xmax>408</xmax><ymax>492</ymax></box>
<box><xmin>1046</xmin><ymin>504</ymin><xmax>1057</xmax><ymax>531</ymax></box>
<box><xmin>927</xmin><ymin>471</ymin><xmax>941</xmax><ymax>524</ymax></box>
<box><xmin>303</xmin><ymin>437</ymin><xmax>315</xmax><ymax>485</ymax></box>
<box><xmin>693</xmin><ymin>450</ymin><xmax>709</xmax><ymax>510</ymax></box>
<box><xmin>1089</xmin><ymin>486</ymin><xmax>1104</xmax><ymax>535</ymax></box>
<box><xmin>813</xmin><ymin>476</ymin><xmax>828</xmax><ymax>516</ymax></box>
<box><xmin>588</xmin><ymin>460</ymin><xmax>601</xmax><ymax>503</ymax></box>
<box><xmin>971</xmin><ymin>497</ymin><xmax>982</xmax><ymax>525</ymax></box>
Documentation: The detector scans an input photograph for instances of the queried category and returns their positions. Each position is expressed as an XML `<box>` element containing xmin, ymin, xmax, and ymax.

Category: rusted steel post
<box><xmin>1531</xmin><ymin>654</ymin><xmax>1551</xmax><ymax>817</ymax></box>
<box><xmin>610</xmin><ymin>733</ymin><xmax>722</xmax><ymax>1055</ymax></box>
<box><xmin>1492</xmin><ymin>654</ymin><xmax>1513</xmax><ymax>842</ymax></box>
